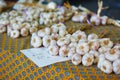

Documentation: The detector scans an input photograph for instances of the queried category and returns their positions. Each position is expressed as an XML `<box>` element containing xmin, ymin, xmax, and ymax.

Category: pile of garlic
<box><xmin>0</xmin><ymin>8</ymin><xmax>40</xmax><ymax>38</ymax></box>
<box><xmin>72</xmin><ymin>12</ymin><xmax>108</xmax><ymax>26</ymax></box>
<box><xmin>31</xmin><ymin>23</ymin><xmax>120</xmax><ymax>74</ymax></box>
<box><xmin>0</xmin><ymin>1</ymin><xmax>74</xmax><ymax>38</ymax></box>
<box><xmin>39</xmin><ymin>6</ymin><xmax>73</xmax><ymax>25</ymax></box>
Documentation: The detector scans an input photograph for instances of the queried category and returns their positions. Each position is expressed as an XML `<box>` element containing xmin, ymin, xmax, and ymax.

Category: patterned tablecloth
<box><xmin>0</xmin><ymin>21</ymin><xmax>120</xmax><ymax>80</ymax></box>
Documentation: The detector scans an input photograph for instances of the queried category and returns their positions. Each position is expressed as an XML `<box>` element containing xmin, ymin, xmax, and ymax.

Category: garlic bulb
<box><xmin>57</xmin><ymin>37</ymin><xmax>70</xmax><ymax>46</ymax></box>
<box><xmin>72</xmin><ymin>14</ymin><xmax>81</xmax><ymax>22</ymax></box>
<box><xmin>99</xmin><ymin>38</ymin><xmax>113</xmax><ymax>48</ymax></box>
<box><xmin>113</xmin><ymin>59</ymin><xmax>120</xmax><ymax>74</ymax></box>
<box><xmin>37</xmin><ymin>29</ymin><xmax>46</xmax><ymax>37</ymax></box>
<box><xmin>90</xmin><ymin>14</ymin><xmax>101</xmax><ymax>25</ymax></box>
<box><xmin>100</xmin><ymin>59</ymin><xmax>113</xmax><ymax>74</ymax></box>
<box><xmin>31</xmin><ymin>35</ymin><xmax>42</xmax><ymax>48</ymax></box>
<box><xmin>72</xmin><ymin>54</ymin><xmax>82</xmax><ymax>65</ymax></box>
<box><xmin>97</xmin><ymin>54</ymin><xmax>105</xmax><ymax>68</ymax></box>
<box><xmin>10</xmin><ymin>30</ymin><xmax>20</xmax><ymax>39</ymax></box>
<box><xmin>88</xmin><ymin>40</ymin><xmax>100</xmax><ymax>50</ymax></box>
<box><xmin>100</xmin><ymin>16</ymin><xmax>108</xmax><ymax>25</ymax></box>
<box><xmin>82</xmin><ymin>53</ymin><xmax>94</xmax><ymax>66</ymax></box>
<box><xmin>20</xmin><ymin>28</ymin><xmax>29</xmax><ymax>37</ymax></box>
<box><xmin>105</xmin><ymin>48</ymin><xmax>120</xmax><ymax>62</ymax></box>
<box><xmin>47</xmin><ymin>2</ymin><xmax>57</xmax><ymax>10</ymax></box>
<box><xmin>42</xmin><ymin>35</ymin><xmax>51</xmax><ymax>48</ymax></box>
<box><xmin>59</xmin><ymin>45</ymin><xmax>69</xmax><ymax>57</ymax></box>
<box><xmin>76</xmin><ymin>42</ymin><xmax>89</xmax><ymax>55</ymax></box>
<box><xmin>89</xmin><ymin>50</ymin><xmax>100</xmax><ymax>64</ymax></box>
<box><xmin>98</xmin><ymin>47</ymin><xmax>111</xmax><ymax>54</ymax></box>
<box><xmin>0</xmin><ymin>25</ymin><xmax>6</xmax><ymax>33</ymax></box>
<box><xmin>88</xmin><ymin>33</ymin><xmax>98</xmax><ymax>41</ymax></box>
<box><xmin>48</xmin><ymin>45</ymin><xmax>59</xmax><ymax>56</ymax></box>
<box><xmin>68</xmin><ymin>47</ymin><xmax>76</xmax><ymax>59</ymax></box>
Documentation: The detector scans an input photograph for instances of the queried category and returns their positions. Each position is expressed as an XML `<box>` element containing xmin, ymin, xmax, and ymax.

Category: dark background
<box><xmin>6</xmin><ymin>0</ymin><xmax>120</xmax><ymax>19</ymax></box>
<box><xmin>69</xmin><ymin>0</ymin><xmax>120</xmax><ymax>20</ymax></box>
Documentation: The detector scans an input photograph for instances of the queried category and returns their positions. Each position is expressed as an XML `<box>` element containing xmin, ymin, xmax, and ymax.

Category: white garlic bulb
<box><xmin>51</xmin><ymin>33</ymin><xmax>60</xmax><ymax>41</ymax></box>
<box><xmin>99</xmin><ymin>38</ymin><xmax>113</xmax><ymax>48</ymax></box>
<box><xmin>113</xmin><ymin>59</ymin><xmax>120</xmax><ymax>74</ymax></box>
<box><xmin>72</xmin><ymin>14</ymin><xmax>81</xmax><ymax>22</ymax></box>
<box><xmin>105</xmin><ymin>48</ymin><xmax>120</xmax><ymax>62</ymax></box>
<box><xmin>20</xmin><ymin>28</ymin><xmax>29</xmax><ymax>37</ymax></box>
<box><xmin>89</xmin><ymin>50</ymin><xmax>100</xmax><ymax>64</ymax></box>
<box><xmin>37</xmin><ymin>29</ymin><xmax>46</xmax><ymax>37</ymax></box>
<box><xmin>59</xmin><ymin>29</ymin><xmax>68</xmax><ymax>37</ymax></box>
<box><xmin>100</xmin><ymin>59</ymin><xmax>113</xmax><ymax>74</ymax></box>
<box><xmin>88</xmin><ymin>40</ymin><xmax>100</xmax><ymax>50</ymax></box>
<box><xmin>90</xmin><ymin>14</ymin><xmax>101</xmax><ymax>25</ymax></box>
<box><xmin>88</xmin><ymin>33</ymin><xmax>98</xmax><ymax>41</ymax></box>
<box><xmin>72</xmin><ymin>54</ymin><xmax>82</xmax><ymax>65</ymax></box>
<box><xmin>100</xmin><ymin>16</ymin><xmax>108</xmax><ymax>25</ymax></box>
<box><xmin>76</xmin><ymin>42</ymin><xmax>89</xmax><ymax>55</ymax></box>
<box><xmin>48</xmin><ymin>45</ymin><xmax>59</xmax><ymax>56</ymax></box>
<box><xmin>42</xmin><ymin>35</ymin><xmax>51</xmax><ymax>48</ymax></box>
<box><xmin>47</xmin><ymin>2</ymin><xmax>57</xmax><ymax>10</ymax></box>
<box><xmin>97</xmin><ymin>54</ymin><xmax>105</xmax><ymax>68</ymax></box>
<box><xmin>50</xmin><ymin>40</ymin><xmax>57</xmax><ymax>46</ymax></box>
<box><xmin>68</xmin><ymin>47</ymin><xmax>76</xmax><ymax>59</ymax></box>
<box><xmin>68</xmin><ymin>42</ymin><xmax>77</xmax><ymax>48</ymax></box>
<box><xmin>10</xmin><ymin>30</ymin><xmax>20</xmax><ymax>38</ymax></box>
<box><xmin>57</xmin><ymin>37</ymin><xmax>70</xmax><ymax>46</ymax></box>
<box><xmin>45</xmin><ymin>27</ymin><xmax>51</xmax><ymax>35</ymax></box>
<box><xmin>0</xmin><ymin>25</ymin><xmax>6</xmax><ymax>33</ymax></box>
<box><xmin>98</xmin><ymin>47</ymin><xmax>111</xmax><ymax>54</ymax></box>
<box><xmin>59</xmin><ymin>45</ymin><xmax>69</xmax><ymax>57</ymax></box>
<box><xmin>31</xmin><ymin>35</ymin><xmax>42</xmax><ymax>48</ymax></box>
<box><xmin>82</xmin><ymin>53</ymin><xmax>94</xmax><ymax>66</ymax></box>
<box><xmin>114</xmin><ymin>44</ymin><xmax>120</xmax><ymax>52</ymax></box>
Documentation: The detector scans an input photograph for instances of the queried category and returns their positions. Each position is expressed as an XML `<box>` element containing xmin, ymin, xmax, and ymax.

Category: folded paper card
<box><xmin>20</xmin><ymin>48</ymin><xmax>70</xmax><ymax>67</ymax></box>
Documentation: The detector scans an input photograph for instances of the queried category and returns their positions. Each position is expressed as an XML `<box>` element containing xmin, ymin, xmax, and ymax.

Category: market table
<box><xmin>0</xmin><ymin>20</ymin><xmax>120</xmax><ymax>80</ymax></box>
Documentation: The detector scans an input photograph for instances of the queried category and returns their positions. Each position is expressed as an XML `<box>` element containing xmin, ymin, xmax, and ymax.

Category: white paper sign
<box><xmin>20</xmin><ymin>48</ymin><xmax>70</xmax><ymax>67</ymax></box>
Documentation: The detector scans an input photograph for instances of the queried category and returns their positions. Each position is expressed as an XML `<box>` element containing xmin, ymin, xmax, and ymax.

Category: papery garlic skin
<box><xmin>72</xmin><ymin>54</ymin><xmax>82</xmax><ymax>65</ymax></box>
<box><xmin>113</xmin><ymin>59</ymin><xmax>120</xmax><ymax>74</ymax></box>
<box><xmin>82</xmin><ymin>53</ymin><xmax>94</xmax><ymax>66</ymax></box>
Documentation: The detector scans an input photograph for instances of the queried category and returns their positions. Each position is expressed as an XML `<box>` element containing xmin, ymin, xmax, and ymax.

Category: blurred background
<box><xmin>6</xmin><ymin>0</ymin><xmax>120</xmax><ymax>19</ymax></box>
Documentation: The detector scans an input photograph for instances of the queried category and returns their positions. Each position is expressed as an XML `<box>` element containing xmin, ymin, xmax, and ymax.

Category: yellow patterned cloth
<box><xmin>0</xmin><ymin>21</ymin><xmax>120</xmax><ymax>80</ymax></box>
